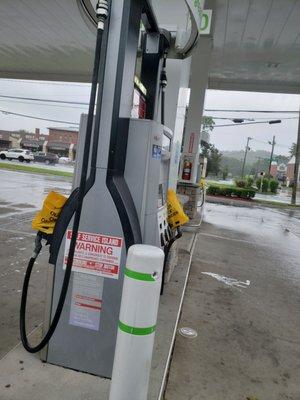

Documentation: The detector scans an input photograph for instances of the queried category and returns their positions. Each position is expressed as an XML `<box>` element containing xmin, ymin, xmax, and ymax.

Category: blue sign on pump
<box><xmin>152</xmin><ymin>145</ymin><xmax>162</xmax><ymax>159</ymax></box>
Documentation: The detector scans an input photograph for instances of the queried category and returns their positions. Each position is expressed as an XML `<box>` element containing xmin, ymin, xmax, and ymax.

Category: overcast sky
<box><xmin>0</xmin><ymin>79</ymin><xmax>299</xmax><ymax>157</ymax></box>
<box><xmin>205</xmin><ymin>90</ymin><xmax>300</xmax><ymax>156</ymax></box>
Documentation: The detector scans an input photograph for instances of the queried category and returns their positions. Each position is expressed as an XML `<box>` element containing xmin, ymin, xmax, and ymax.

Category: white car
<box><xmin>0</xmin><ymin>148</ymin><xmax>34</xmax><ymax>163</ymax></box>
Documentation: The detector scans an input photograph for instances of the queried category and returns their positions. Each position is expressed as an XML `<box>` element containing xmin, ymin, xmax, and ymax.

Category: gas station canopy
<box><xmin>0</xmin><ymin>0</ymin><xmax>299</xmax><ymax>94</ymax></box>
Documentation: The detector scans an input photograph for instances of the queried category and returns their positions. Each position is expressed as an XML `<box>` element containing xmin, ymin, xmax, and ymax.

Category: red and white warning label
<box><xmin>64</xmin><ymin>230</ymin><xmax>123</xmax><ymax>279</ymax></box>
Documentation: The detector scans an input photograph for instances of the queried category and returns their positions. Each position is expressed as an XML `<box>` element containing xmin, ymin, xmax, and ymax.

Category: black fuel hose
<box><xmin>199</xmin><ymin>187</ymin><xmax>205</xmax><ymax>208</ymax></box>
<box><xmin>20</xmin><ymin>1</ymin><xmax>109</xmax><ymax>353</ymax></box>
<box><xmin>160</xmin><ymin>52</ymin><xmax>167</xmax><ymax>125</ymax></box>
<box><xmin>161</xmin><ymin>227</ymin><xmax>182</xmax><ymax>295</ymax></box>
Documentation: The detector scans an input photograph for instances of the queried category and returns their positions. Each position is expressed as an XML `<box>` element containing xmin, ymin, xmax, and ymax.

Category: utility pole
<box><xmin>291</xmin><ymin>108</ymin><xmax>300</xmax><ymax>205</ymax></box>
<box><xmin>255</xmin><ymin>157</ymin><xmax>262</xmax><ymax>177</ymax></box>
<box><xmin>241</xmin><ymin>137</ymin><xmax>252</xmax><ymax>178</ymax></box>
<box><xmin>268</xmin><ymin>135</ymin><xmax>276</xmax><ymax>174</ymax></box>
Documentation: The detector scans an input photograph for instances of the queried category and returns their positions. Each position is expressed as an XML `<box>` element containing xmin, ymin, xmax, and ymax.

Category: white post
<box><xmin>109</xmin><ymin>244</ymin><xmax>164</xmax><ymax>400</ymax></box>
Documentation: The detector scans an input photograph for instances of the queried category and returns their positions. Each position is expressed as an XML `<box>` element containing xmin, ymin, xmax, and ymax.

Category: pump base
<box><xmin>0</xmin><ymin>231</ymin><xmax>197</xmax><ymax>400</ymax></box>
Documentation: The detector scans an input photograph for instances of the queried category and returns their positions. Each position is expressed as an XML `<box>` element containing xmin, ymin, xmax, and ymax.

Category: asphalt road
<box><xmin>0</xmin><ymin>169</ymin><xmax>72</xmax><ymax>211</ymax></box>
<box><xmin>165</xmin><ymin>203</ymin><xmax>300</xmax><ymax>400</ymax></box>
<box><xmin>0</xmin><ymin>170</ymin><xmax>71</xmax><ymax>358</ymax></box>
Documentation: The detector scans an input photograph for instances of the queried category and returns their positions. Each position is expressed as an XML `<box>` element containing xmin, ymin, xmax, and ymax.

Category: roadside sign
<box><xmin>64</xmin><ymin>230</ymin><xmax>123</xmax><ymax>279</ymax></box>
<box><xmin>185</xmin><ymin>0</ymin><xmax>204</xmax><ymax>32</ymax></box>
<box><xmin>200</xmin><ymin>10</ymin><xmax>212</xmax><ymax>35</ymax></box>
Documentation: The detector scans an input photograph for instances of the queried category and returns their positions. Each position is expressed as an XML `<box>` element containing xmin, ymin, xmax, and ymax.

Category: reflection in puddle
<box><xmin>202</xmin><ymin>272</ymin><xmax>250</xmax><ymax>288</ymax></box>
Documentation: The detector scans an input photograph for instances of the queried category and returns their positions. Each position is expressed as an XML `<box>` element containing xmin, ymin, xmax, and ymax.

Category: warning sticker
<box><xmin>69</xmin><ymin>273</ymin><xmax>103</xmax><ymax>331</ymax></box>
<box><xmin>64</xmin><ymin>230</ymin><xmax>123</xmax><ymax>279</ymax></box>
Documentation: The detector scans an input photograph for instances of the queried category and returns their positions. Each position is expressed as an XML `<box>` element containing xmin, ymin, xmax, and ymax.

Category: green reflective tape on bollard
<box><xmin>118</xmin><ymin>321</ymin><xmax>156</xmax><ymax>335</ymax></box>
<box><xmin>124</xmin><ymin>267</ymin><xmax>155</xmax><ymax>282</ymax></box>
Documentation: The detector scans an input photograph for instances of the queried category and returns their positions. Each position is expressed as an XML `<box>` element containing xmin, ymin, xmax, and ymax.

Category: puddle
<box><xmin>13</xmin><ymin>203</ymin><xmax>35</xmax><ymax>209</ymax></box>
<box><xmin>0</xmin><ymin>207</ymin><xmax>18</xmax><ymax>215</ymax></box>
<box><xmin>202</xmin><ymin>272</ymin><xmax>250</xmax><ymax>288</ymax></box>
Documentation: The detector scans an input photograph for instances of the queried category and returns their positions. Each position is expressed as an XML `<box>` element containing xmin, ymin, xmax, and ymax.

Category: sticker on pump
<box><xmin>64</xmin><ymin>230</ymin><xmax>123</xmax><ymax>279</ymax></box>
<box><xmin>69</xmin><ymin>273</ymin><xmax>103</xmax><ymax>331</ymax></box>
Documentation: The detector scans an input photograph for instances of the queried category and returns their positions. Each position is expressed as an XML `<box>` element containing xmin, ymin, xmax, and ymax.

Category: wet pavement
<box><xmin>0</xmin><ymin>170</ymin><xmax>71</xmax><ymax>358</ymax></box>
<box><xmin>0</xmin><ymin>169</ymin><xmax>72</xmax><ymax>214</ymax></box>
<box><xmin>1</xmin><ymin>170</ymin><xmax>300</xmax><ymax>399</ymax></box>
<box><xmin>255</xmin><ymin>188</ymin><xmax>300</xmax><ymax>205</ymax></box>
<box><xmin>165</xmin><ymin>203</ymin><xmax>300</xmax><ymax>400</ymax></box>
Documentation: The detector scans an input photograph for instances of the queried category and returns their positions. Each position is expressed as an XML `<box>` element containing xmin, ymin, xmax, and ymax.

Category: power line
<box><xmin>0</xmin><ymin>108</ymin><xmax>79</xmax><ymax>126</ymax></box>
<box><xmin>0</xmin><ymin>94</ymin><xmax>89</xmax><ymax>106</ymax></box>
<box><xmin>213</xmin><ymin>118</ymin><xmax>297</xmax><ymax>128</ymax></box>
<box><xmin>205</xmin><ymin>109</ymin><xmax>299</xmax><ymax>114</ymax></box>
<box><xmin>1</xmin><ymin>79</ymin><xmax>90</xmax><ymax>87</ymax></box>
<box><xmin>0</xmin><ymin>98</ymin><xmax>88</xmax><ymax>110</ymax></box>
<box><xmin>208</xmin><ymin>116</ymin><xmax>254</xmax><ymax>121</ymax></box>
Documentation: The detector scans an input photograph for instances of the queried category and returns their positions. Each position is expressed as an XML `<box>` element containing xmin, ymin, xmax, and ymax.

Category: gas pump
<box><xmin>19</xmin><ymin>0</ymin><xmax>189</xmax><ymax>379</ymax></box>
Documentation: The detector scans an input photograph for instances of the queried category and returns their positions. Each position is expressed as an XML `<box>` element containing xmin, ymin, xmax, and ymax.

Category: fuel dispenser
<box><xmin>20</xmin><ymin>0</ymin><xmax>188</xmax><ymax>379</ymax></box>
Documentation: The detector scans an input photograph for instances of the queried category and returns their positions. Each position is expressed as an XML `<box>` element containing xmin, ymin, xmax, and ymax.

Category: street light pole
<box><xmin>241</xmin><ymin>136</ymin><xmax>252</xmax><ymax>178</ymax></box>
<box><xmin>268</xmin><ymin>135</ymin><xmax>276</xmax><ymax>175</ymax></box>
<box><xmin>291</xmin><ymin>108</ymin><xmax>300</xmax><ymax>205</ymax></box>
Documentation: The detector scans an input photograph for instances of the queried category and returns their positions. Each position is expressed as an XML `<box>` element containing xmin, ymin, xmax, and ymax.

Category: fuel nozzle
<box><xmin>96</xmin><ymin>0</ymin><xmax>109</xmax><ymax>30</ymax></box>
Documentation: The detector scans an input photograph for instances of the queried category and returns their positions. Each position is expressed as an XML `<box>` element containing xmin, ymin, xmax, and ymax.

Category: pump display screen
<box><xmin>131</xmin><ymin>76</ymin><xmax>147</xmax><ymax>119</ymax></box>
<box><xmin>131</xmin><ymin>88</ymin><xmax>146</xmax><ymax>119</ymax></box>
<box><xmin>158</xmin><ymin>183</ymin><xmax>164</xmax><ymax>208</ymax></box>
<box><xmin>162</xmin><ymin>132</ymin><xmax>171</xmax><ymax>152</ymax></box>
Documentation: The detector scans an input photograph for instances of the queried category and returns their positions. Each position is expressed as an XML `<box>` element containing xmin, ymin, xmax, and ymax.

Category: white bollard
<box><xmin>109</xmin><ymin>244</ymin><xmax>165</xmax><ymax>400</ymax></box>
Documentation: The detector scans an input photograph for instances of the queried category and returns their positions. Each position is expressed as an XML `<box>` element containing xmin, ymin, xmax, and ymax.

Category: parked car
<box><xmin>33</xmin><ymin>152</ymin><xmax>59</xmax><ymax>165</ymax></box>
<box><xmin>58</xmin><ymin>156</ymin><xmax>72</xmax><ymax>164</ymax></box>
<box><xmin>0</xmin><ymin>148</ymin><xmax>34</xmax><ymax>163</ymax></box>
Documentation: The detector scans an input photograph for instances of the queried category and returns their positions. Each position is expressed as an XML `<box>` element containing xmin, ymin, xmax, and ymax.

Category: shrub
<box><xmin>256</xmin><ymin>177</ymin><xmax>262</xmax><ymax>190</ymax></box>
<box><xmin>207</xmin><ymin>184</ymin><xmax>256</xmax><ymax>199</ymax></box>
<box><xmin>222</xmin><ymin>166</ymin><xmax>229</xmax><ymax>180</ymax></box>
<box><xmin>262</xmin><ymin>178</ymin><xmax>269</xmax><ymax>193</ymax></box>
<box><xmin>234</xmin><ymin>179</ymin><xmax>247</xmax><ymax>188</ymax></box>
<box><xmin>269</xmin><ymin>179</ymin><xmax>279</xmax><ymax>193</ymax></box>
<box><xmin>245</xmin><ymin>175</ymin><xmax>254</xmax><ymax>187</ymax></box>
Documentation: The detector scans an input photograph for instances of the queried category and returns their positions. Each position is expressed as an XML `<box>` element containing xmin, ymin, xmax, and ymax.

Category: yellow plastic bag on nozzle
<box><xmin>32</xmin><ymin>191</ymin><xmax>67</xmax><ymax>235</ymax></box>
<box><xmin>167</xmin><ymin>189</ymin><xmax>189</xmax><ymax>229</ymax></box>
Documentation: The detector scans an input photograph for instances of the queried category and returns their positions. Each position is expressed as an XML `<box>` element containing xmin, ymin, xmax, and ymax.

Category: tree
<box><xmin>290</xmin><ymin>143</ymin><xmax>296</xmax><ymax>157</ymax></box>
<box><xmin>220</xmin><ymin>156</ymin><xmax>244</xmax><ymax>177</ymax></box>
<box><xmin>222</xmin><ymin>166</ymin><xmax>229</xmax><ymax>180</ymax></box>
<box><xmin>202</xmin><ymin>116</ymin><xmax>215</xmax><ymax>134</ymax></box>
<box><xmin>201</xmin><ymin>143</ymin><xmax>222</xmax><ymax>176</ymax></box>
<box><xmin>274</xmin><ymin>154</ymin><xmax>289</xmax><ymax>165</ymax></box>
<box><xmin>17</xmin><ymin>129</ymin><xmax>31</xmax><ymax>135</ymax></box>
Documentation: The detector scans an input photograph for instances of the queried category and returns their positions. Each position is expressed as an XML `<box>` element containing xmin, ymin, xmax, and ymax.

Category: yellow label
<box><xmin>32</xmin><ymin>191</ymin><xmax>67</xmax><ymax>234</ymax></box>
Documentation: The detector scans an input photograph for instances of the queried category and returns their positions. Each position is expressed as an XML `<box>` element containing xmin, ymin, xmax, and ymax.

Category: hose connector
<box><xmin>96</xmin><ymin>0</ymin><xmax>109</xmax><ymax>30</ymax></box>
<box><xmin>160</xmin><ymin>53</ymin><xmax>168</xmax><ymax>91</ymax></box>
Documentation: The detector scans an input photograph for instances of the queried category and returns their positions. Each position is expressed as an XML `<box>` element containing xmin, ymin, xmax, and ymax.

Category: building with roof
<box><xmin>47</xmin><ymin>127</ymin><xmax>79</xmax><ymax>159</ymax></box>
<box><xmin>0</xmin><ymin>129</ymin><xmax>42</xmax><ymax>150</ymax></box>
<box><xmin>287</xmin><ymin>156</ymin><xmax>300</xmax><ymax>185</ymax></box>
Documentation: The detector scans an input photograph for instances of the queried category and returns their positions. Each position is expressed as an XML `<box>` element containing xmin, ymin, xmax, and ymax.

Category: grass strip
<box><xmin>253</xmin><ymin>198</ymin><xmax>300</xmax><ymax>209</ymax></box>
<box><xmin>0</xmin><ymin>162</ymin><xmax>73</xmax><ymax>178</ymax></box>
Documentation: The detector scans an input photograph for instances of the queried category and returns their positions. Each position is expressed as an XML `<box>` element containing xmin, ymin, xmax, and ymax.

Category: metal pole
<box><xmin>268</xmin><ymin>135</ymin><xmax>276</xmax><ymax>174</ymax></box>
<box><xmin>109</xmin><ymin>245</ymin><xmax>164</xmax><ymax>400</ymax></box>
<box><xmin>241</xmin><ymin>137</ymin><xmax>251</xmax><ymax>178</ymax></box>
<box><xmin>255</xmin><ymin>157</ymin><xmax>262</xmax><ymax>177</ymax></box>
<box><xmin>291</xmin><ymin>108</ymin><xmax>300</xmax><ymax>205</ymax></box>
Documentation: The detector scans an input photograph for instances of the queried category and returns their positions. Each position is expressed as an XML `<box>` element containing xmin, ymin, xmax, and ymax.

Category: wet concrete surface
<box><xmin>0</xmin><ymin>171</ymin><xmax>71</xmax><ymax>358</ymax></box>
<box><xmin>165</xmin><ymin>203</ymin><xmax>300</xmax><ymax>400</ymax></box>
<box><xmin>1</xmin><ymin>170</ymin><xmax>300</xmax><ymax>399</ymax></box>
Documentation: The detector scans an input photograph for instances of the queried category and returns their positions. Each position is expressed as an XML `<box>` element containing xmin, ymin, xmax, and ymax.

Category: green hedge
<box><xmin>207</xmin><ymin>184</ymin><xmax>256</xmax><ymax>199</ymax></box>
<box><xmin>269</xmin><ymin>179</ymin><xmax>279</xmax><ymax>193</ymax></box>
